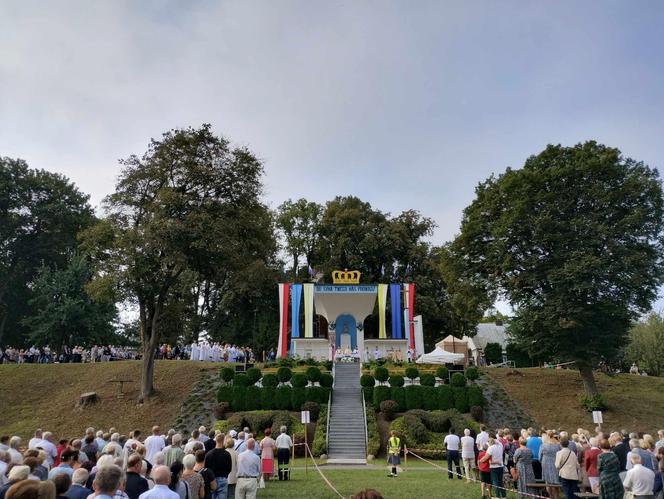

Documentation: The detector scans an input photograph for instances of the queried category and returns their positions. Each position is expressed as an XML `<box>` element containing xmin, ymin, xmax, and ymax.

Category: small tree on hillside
<box><xmin>626</xmin><ymin>312</ymin><xmax>664</xmax><ymax>376</ymax></box>
<box><xmin>483</xmin><ymin>343</ymin><xmax>503</xmax><ymax>365</ymax></box>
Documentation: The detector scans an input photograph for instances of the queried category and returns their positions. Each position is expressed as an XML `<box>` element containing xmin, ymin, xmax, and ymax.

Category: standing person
<box><xmin>144</xmin><ymin>427</ymin><xmax>165</xmax><ymax>463</ymax></box>
<box><xmin>478</xmin><ymin>443</ymin><xmax>492</xmax><ymax>499</ymax></box>
<box><xmin>204</xmin><ymin>434</ymin><xmax>231</xmax><ymax>499</ymax></box>
<box><xmin>192</xmin><ymin>451</ymin><xmax>215</xmax><ymax>499</ymax></box>
<box><xmin>460</xmin><ymin>429</ymin><xmax>477</xmax><ymax>483</ymax></box>
<box><xmin>476</xmin><ymin>425</ymin><xmax>489</xmax><ymax>452</ymax></box>
<box><xmin>235</xmin><ymin>440</ymin><xmax>260</xmax><ymax>499</ymax></box>
<box><xmin>556</xmin><ymin>437</ymin><xmax>580</xmax><ymax>499</ymax></box>
<box><xmin>386</xmin><ymin>431</ymin><xmax>401</xmax><ymax>478</ymax></box>
<box><xmin>181</xmin><ymin>456</ymin><xmax>204</xmax><ymax>499</ymax></box>
<box><xmin>513</xmin><ymin>437</ymin><xmax>537</xmax><ymax>499</ymax></box>
<box><xmin>164</xmin><ymin>435</ymin><xmax>184</xmax><ymax>467</ymax></box>
<box><xmin>258</xmin><ymin>430</ymin><xmax>274</xmax><ymax>482</ymax></box>
<box><xmin>539</xmin><ymin>431</ymin><xmax>561</xmax><ymax>499</ymax></box>
<box><xmin>585</xmin><ymin>437</ymin><xmax>602</xmax><ymax>494</ymax></box>
<box><xmin>622</xmin><ymin>454</ymin><xmax>655</xmax><ymax>499</ymax></box>
<box><xmin>598</xmin><ymin>439</ymin><xmax>624</xmax><ymax>499</ymax></box>
<box><xmin>92</xmin><ymin>465</ymin><xmax>124</xmax><ymax>499</ymax></box>
<box><xmin>223</xmin><ymin>438</ymin><xmax>237</xmax><ymax>499</ymax></box>
<box><xmin>480</xmin><ymin>436</ymin><xmax>505</xmax><ymax>498</ymax></box>
<box><xmin>65</xmin><ymin>469</ymin><xmax>92</xmax><ymax>499</ymax></box>
<box><xmin>125</xmin><ymin>455</ymin><xmax>150</xmax><ymax>499</ymax></box>
<box><xmin>443</xmin><ymin>429</ymin><xmax>462</xmax><ymax>480</ymax></box>
<box><xmin>138</xmin><ymin>466</ymin><xmax>179</xmax><ymax>499</ymax></box>
<box><xmin>274</xmin><ymin>427</ymin><xmax>292</xmax><ymax>481</ymax></box>
<box><xmin>527</xmin><ymin>429</ymin><xmax>543</xmax><ymax>480</ymax></box>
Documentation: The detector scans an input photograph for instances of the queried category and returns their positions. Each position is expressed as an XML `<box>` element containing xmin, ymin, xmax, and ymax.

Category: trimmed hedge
<box><xmin>366</xmin><ymin>406</ymin><xmax>380</xmax><ymax>456</ymax></box>
<box><xmin>389</xmin><ymin>375</ymin><xmax>404</xmax><ymax>387</ymax></box>
<box><xmin>390</xmin><ymin>386</ymin><xmax>406</xmax><ymax>411</ymax></box>
<box><xmin>291</xmin><ymin>387</ymin><xmax>307</xmax><ymax>410</ymax></box>
<box><xmin>360</xmin><ymin>374</ymin><xmax>375</xmax><ymax>388</ymax></box>
<box><xmin>405</xmin><ymin>367</ymin><xmax>419</xmax><ymax>380</ymax></box>
<box><xmin>260</xmin><ymin>387</ymin><xmax>275</xmax><ymax>409</ymax></box>
<box><xmin>311</xmin><ymin>405</ymin><xmax>328</xmax><ymax>457</ymax></box>
<box><xmin>234</xmin><ymin>374</ymin><xmax>250</xmax><ymax>387</ymax></box>
<box><xmin>362</xmin><ymin>386</ymin><xmax>374</xmax><ymax>405</ymax></box>
<box><xmin>232</xmin><ymin>386</ymin><xmax>246</xmax><ymax>411</ymax></box>
<box><xmin>373</xmin><ymin>386</ymin><xmax>391</xmax><ymax>407</ymax></box>
<box><xmin>306</xmin><ymin>366</ymin><xmax>321</xmax><ymax>384</ymax></box>
<box><xmin>435</xmin><ymin>366</ymin><xmax>449</xmax><ymax>382</ymax></box>
<box><xmin>220</xmin><ymin>367</ymin><xmax>235</xmax><ymax>383</ymax></box>
<box><xmin>261</xmin><ymin>373</ymin><xmax>278</xmax><ymax>388</ymax></box>
<box><xmin>306</xmin><ymin>386</ymin><xmax>330</xmax><ymax>404</ymax></box>
<box><xmin>301</xmin><ymin>401</ymin><xmax>321</xmax><ymax>421</ymax></box>
<box><xmin>419</xmin><ymin>373</ymin><xmax>436</xmax><ymax>387</ymax></box>
<box><xmin>245</xmin><ymin>386</ymin><xmax>262</xmax><ymax>410</ymax></box>
<box><xmin>405</xmin><ymin>385</ymin><xmax>423</xmax><ymax>410</ymax></box>
<box><xmin>217</xmin><ymin>385</ymin><xmax>233</xmax><ymax>404</ymax></box>
<box><xmin>374</xmin><ymin>366</ymin><xmax>389</xmax><ymax>383</ymax></box>
<box><xmin>276</xmin><ymin>386</ymin><xmax>292</xmax><ymax>410</ymax></box>
<box><xmin>453</xmin><ymin>387</ymin><xmax>469</xmax><ymax>413</ymax></box>
<box><xmin>277</xmin><ymin>367</ymin><xmax>293</xmax><ymax>383</ymax></box>
<box><xmin>467</xmin><ymin>385</ymin><xmax>484</xmax><ymax>407</ymax></box>
<box><xmin>291</xmin><ymin>373</ymin><xmax>308</xmax><ymax>388</ymax></box>
<box><xmin>465</xmin><ymin>366</ymin><xmax>480</xmax><ymax>380</ymax></box>
<box><xmin>380</xmin><ymin>400</ymin><xmax>398</xmax><ymax>420</ymax></box>
<box><xmin>246</xmin><ymin>367</ymin><xmax>262</xmax><ymax>385</ymax></box>
<box><xmin>450</xmin><ymin>372</ymin><xmax>467</xmax><ymax>388</ymax></box>
<box><xmin>421</xmin><ymin>386</ymin><xmax>438</xmax><ymax>410</ymax></box>
<box><xmin>319</xmin><ymin>373</ymin><xmax>333</xmax><ymax>388</ymax></box>
<box><xmin>437</xmin><ymin>385</ymin><xmax>454</xmax><ymax>410</ymax></box>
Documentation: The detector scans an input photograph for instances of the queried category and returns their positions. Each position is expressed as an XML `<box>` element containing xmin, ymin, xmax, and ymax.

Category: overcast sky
<box><xmin>2</xmin><ymin>1</ymin><xmax>664</xmax><ymax>308</ymax></box>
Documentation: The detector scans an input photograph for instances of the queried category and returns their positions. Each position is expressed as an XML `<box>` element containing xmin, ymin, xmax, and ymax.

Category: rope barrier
<box><xmin>405</xmin><ymin>449</ymin><xmax>549</xmax><ymax>499</ymax></box>
<box><xmin>293</xmin><ymin>442</ymin><xmax>345</xmax><ymax>498</ymax></box>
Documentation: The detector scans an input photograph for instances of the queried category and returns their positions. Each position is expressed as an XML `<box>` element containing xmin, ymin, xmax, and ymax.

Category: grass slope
<box><xmin>0</xmin><ymin>360</ymin><xmax>219</xmax><ymax>439</ymax></box>
<box><xmin>486</xmin><ymin>367</ymin><xmax>664</xmax><ymax>432</ymax></box>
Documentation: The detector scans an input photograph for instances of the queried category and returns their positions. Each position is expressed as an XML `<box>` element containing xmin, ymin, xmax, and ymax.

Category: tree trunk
<box><xmin>0</xmin><ymin>310</ymin><xmax>7</xmax><ymax>346</ymax></box>
<box><xmin>292</xmin><ymin>254</ymin><xmax>299</xmax><ymax>281</ymax></box>
<box><xmin>578</xmin><ymin>364</ymin><xmax>599</xmax><ymax>397</ymax></box>
<box><xmin>139</xmin><ymin>299</ymin><xmax>161</xmax><ymax>402</ymax></box>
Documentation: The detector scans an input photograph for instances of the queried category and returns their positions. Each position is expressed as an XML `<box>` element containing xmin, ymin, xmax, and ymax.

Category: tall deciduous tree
<box><xmin>0</xmin><ymin>158</ymin><xmax>95</xmax><ymax>346</ymax></box>
<box><xmin>82</xmin><ymin>125</ymin><xmax>273</xmax><ymax>400</ymax></box>
<box><xmin>452</xmin><ymin>142</ymin><xmax>664</xmax><ymax>396</ymax></box>
<box><xmin>276</xmin><ymin>198</ymin><xmax>323</xmax><ymax>279</ymax></box>
<box><xmin>626</xmin><ymin>312</ymin><xmax>664</xmax><ymax>376</ymax></box>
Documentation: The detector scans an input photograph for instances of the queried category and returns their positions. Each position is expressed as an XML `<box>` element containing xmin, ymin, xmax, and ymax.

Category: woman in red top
<box><xmin>584</xmin><ymin>438</ymin><xmax>602</xmax><ymax>494</ymax></box>
<box><xmin>478</xmin><ymin>443</ymin><xmax>492</xmax><ymax>498</ymax></box>
<box><xmin>54</xmin><ymin>439</ymin><xmax>68</xmax><ymax>467</ymax></box>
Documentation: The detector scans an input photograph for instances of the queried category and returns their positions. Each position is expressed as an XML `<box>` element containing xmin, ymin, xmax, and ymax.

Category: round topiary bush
<box><xmin>390</xmin><ymin>387</ymin><xmax>406</xmax><ymax>411</ymax></box>
<box><xmin>389</xmin><ymin>374</ymin><xmax>404</xmax><ymax>387</ymax></box>
<box><xmin>360</xmin><ymin>374</ymin><xmax>375</xmax><ymax>388</ymax></box>
<box><xmin>220</xmin><ymin>367</ymin><xmax>235</xmax><ymax>383</ymax></box>
<box><xmin>419</xmin><ymin>373</ymin><xmax>436</xmax><ymax>387</ymax></box>
<box><xmin>373</xmin><ymin>366</ymin><xmax>389</xmax><ymax>383</ymax></box>
<box><xmin>450</xmin><ymin>372</ymin><xmax>467</xmax><ymax>388</ymax></box>
<box><xmin>436</xmin><ymin>385</ymin><xmax>454</xmax><ymax>410</ymax></box>
<box><xmin>405</xmin><ymin>367</ymin><xmax>419</xmax><ymax>380</ymax></box>
<box><xmin>467</xmin><ymin>385</ymin><xmax>484</xmax><ymax>407</ymax></box>
<box><xmin>436</xmin><ymin>366</ymin><xmax>449</xmax><ymax>382</ymax></box>
<box><xmin>452</xmin><ymin>387</ymin><xmax>469</xmax><ymax>413</ymax></box>
<box><xmin>261</xmin><ymin>373</ymin><xmax>278</xmax><ymax>388</ymax></box>
<box><xmin>301</xmin><ymin>401</ymin><xmax>321</xmax><ymax>421</ymax></box>
<box><xmin>380</xmin><ymin>400</ymin><xmax>399</xmax><ymax>421</ymax></box>
<box><xmin>465</xmin><ymin>366</ymin><xmax>480</xmax><ymax>381</ymax></box>
<box><xmin>277</xmin><ymin>367</ymin><xmax>293</xmax><ymax>383</ymax></box>
<box><xmin>291</xmin><ymin>373</ymin><xmax>308</xmax><ymax>388</ymax></box>
<box><xmin>234</xmin><ymin>374</ymin><xmax>250</xmax><ymax>387</ymax></box>
<box><xmin>246</xmin><ymin>367</ymin><xmax>262</xmax><ymax>385</ymax></box>
<box><xmin>319</xmin><ymin>373</ymin><xmax>333</xmax><ymax>388</ymax></box>
<box><xmin>306</xmin><ymin>366</ymin><xmax>321</xmax><ymax>384</ymax></box>
<box><xmin>373</xmin><ymin>386</ymin><xmax>391</xmax><ymax>407</ymax></box>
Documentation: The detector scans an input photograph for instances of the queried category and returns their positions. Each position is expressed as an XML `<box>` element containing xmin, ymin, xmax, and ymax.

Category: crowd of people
<box><xmin>0</xmin><ymin>424</ymin><xmax>294</xmax><ymax>499</ymax></box>
<box><xmin>0</xmin><ymin>344</ymin><xmax>257</xmax><ymax>365</ymax></box>
<box><xmin>435</xmin><ymin>424</ymin><xmax>664</xmax><ymax>498</ymax></box>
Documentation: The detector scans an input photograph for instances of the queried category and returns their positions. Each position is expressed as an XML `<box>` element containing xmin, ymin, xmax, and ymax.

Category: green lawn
<box><xmin>256</xmin><ymin>466</ymin><xmax>520</xmax><ymax>498</ymax></box>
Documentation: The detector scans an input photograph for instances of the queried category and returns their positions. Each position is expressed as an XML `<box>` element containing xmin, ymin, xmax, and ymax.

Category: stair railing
<box><xmin>362</xmin><ymin>371</ymin><xmax>368</xmax><ymax>454</ymax></box>
<box><xmin>326</xmin><ymin>386</ymin><xmax>332</xmax><ymax>452</ymax></box>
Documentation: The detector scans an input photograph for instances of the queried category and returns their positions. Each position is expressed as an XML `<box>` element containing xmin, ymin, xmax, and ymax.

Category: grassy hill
<box><xmin>0</xmin><ymin>360</ymin><xmax>220</xmax><ymax>439</ymax></box>
<box><xmin>486</xmin><ymin>367</ymin><xmax>664</xmax><ymax>433</ymax></box>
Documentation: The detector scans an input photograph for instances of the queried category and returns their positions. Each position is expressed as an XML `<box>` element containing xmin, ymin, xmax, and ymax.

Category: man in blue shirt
<box><xmin>526</xmin><ymin>429</ymin><xmax>543</xmax><ymax>480</ymax></box>
<box><xmin>92</xmin><ymin>465</ymin><xmax>123</xmax><ymax>499</ymax></box>
<box><xmin>236</xmin><ymin>439</ymin><xmax>260</xmax><ymax>499</ymax></box>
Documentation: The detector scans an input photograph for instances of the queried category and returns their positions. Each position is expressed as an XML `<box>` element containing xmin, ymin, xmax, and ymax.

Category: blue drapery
<box><xmin>290</xmin><ymin>284</ymin><xmax>303</xmax><ymax>338</ymax></box>
<box><xmin>390</xmin><ymin>283</ymin><xmax>402</xmax><ymax>338</ymax></box>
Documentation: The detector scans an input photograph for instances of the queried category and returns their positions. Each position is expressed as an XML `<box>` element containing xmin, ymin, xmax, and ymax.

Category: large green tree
<box><xmin>276</xmin><ymin>198</ymin><xmax>323</xmax><ymax>280</ymax></box>
<box><xmin>626</xmin><ymin>312</ymin><xmax>664</xmax><ymax>376</ymax></box>
<box><xmin>23</xmin><ymin>254</ymin><xmax>117</xmax><ymax>351</ymax></box>
<box><xmin>0</xmin><ymin>158</ymin><xmax>95</xmax><ymax>346</ymax></box>
<box><xmin>452</xmin><ymin>141</ymin><xmax>664</xmax><ymax>396</ymax></box>
<box><xmin>82</xmin><ymin>125</ymin><xmax>275</xmax><ymax>400</ymax></box>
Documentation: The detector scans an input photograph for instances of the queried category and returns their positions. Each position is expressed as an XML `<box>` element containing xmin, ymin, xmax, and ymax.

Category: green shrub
<box><xmin>467</xmin><ymin>385</ymin><xmax>484</xmax><ymax>407</ymax></box>
<box><xmin>220</xmin><ymin>367</ymin><xmax>235</xmax><ymax>383</ymax></box>
<box><xmin>291</xmin><ymin>387</ymin><xmax>307</xmax><ymax>410</ymax></box>
<box><xmin>425</xmin><ymin>411</ymin><xmax>451</xmax><ymax>433</ymax></box>
<box><xmin>366</xmin><ymin>406</ymin><xmax>380</xmax><ymax>456</ymax></box>
<box><xmin>291</xmin><ymin>373</ymin><xmax>307</xmax><ymax>388</ymax></box>
<box><xmin>276</xmin><ymin>357</ymin><xmax>295</xmax><ymax>368</ymax></box>
<box><xmin>319</xmin><ymin>373</ymin><xmax>333</xmax><ymax>388</ymax></box>
<box><xmin>234</xmin><ymin>374</ymin><xmax>250</xmax><ymax>387</ymax></box>
<box><xmin>261</xmin><ymin>373</ymin><xmax>278</xmax><ymax>388</ymax></box>
<box><xmin>362</xmin><ymin>386</ymin><xmax>374</xmax><ymax>405</ymax></box>
<box><xmin>452</xmin><ymin>387</ymin><xmax>469</xmax><ymax>413</ymax></box>
<box><xmin>484</xmin><ymin>342</ymin><xmax>503</xmax><ymax>365</ymax></box>
<box><xmin>243</xmin><ymin>411</ymin><xmax>273</xmax><ymax>434</ymax></box>
<box><xmin>322</xmin><ymin>360</ymin><xmax>333</xmax><ymax>371</ymax></box>
<box><xmin>306</xmin><ymin>366</ymin><xmax>321</xmax><ymax>384</ymax></box>
<box><xmin>421</xmin><ymin>386</ymin><xmax>438</xmax><ymax>410</ymax></box>
<box><xmin>232</xmin><ymin>386</ymin><xmax>246</xmax><ymax>411</ymax></box>
<box><xmin>306</xmin><ymin>386</ymin><xmax>329</xmax><ymax>404</ymax></box>
<box><xmin>374</xmin><ymin>366</ymin><xmax>389</xmax><ymax>383</ymax></box>
<box><xmin>260</xmin><ymin>387</ymin><xmax>275</xmax><ymax>409</ymax></box>
<box><xmin>419</xmin><ymin>373</ymin><xmax>436</xmax><ymax>387</ymax></box>
<box><xmin>380</xmin><ymin>400</ymin><xmax>398</xmax><ymax>420</ymax></box>
<box><xmin>244</xmin><ymin>386</ymin><xmax>262</xmax><ymax>411</ymax></box>
<box><xmin>277</xmin><ymin>367</ymin><xmax>293</xmax><ymax>383</ymax></box>
<box><xmin>311</xmin><ymin>406</ymin><xmax>328</xmax><ymax>457</ymax></box>
<box><xmin>436</xmin><ymin>366</ymin><xmax>449</xmax><ymax>382</ymax></box>
<box><xmin>271</xmin><ymin>410</ymin><xmax>294</xmax><ymax>434</ymax></box>
<box><xmin>580</xmin><ymin>394</ymin><xmax>607</xmax><ymax>411</ymax></box>
<box><xmin>275</xmin><ymin>386</ymin><xmax>292</xmax><ymax>410</ymax></box>
<box><xmin>465</xmin><ymin>366</ymin><xmax>480</xmax><ymax>380</ymax></box>
<box><xmin>450</xmin><ymin>372</ymin><xmax>467</xmax><ymax>388</ymax></box>
<box><xmin>390</xmin><ymin>387</ymin><xmax>406</xmax><ymax>411</ymax></box>
<box><xmin>360</xmin><ymin>374</ymin><xmax>375</xmax><ymax>388</ymax></box>
<box><xmin>246</xmin><ymin>367</ymin><xmax>262</xmax><ymax>385</ymax></box>
<box><xmin>437</xmin><ymin>385</ymin><xmax>454</xmax><ymax>410</ymax></box>
<box><xmin>373</xmin><ymin>386</ymin><xmax>391</xmax><ymax>407</ymax></box>
<box><xmin>405</xmin><ymin>385</ymin><xmax>423</xmax><ymax>410</ymax></box>
<box><xmin>405</xmin><ymin>367</ymin><xmax>419</xmax><ymax>380</ymax></box>
<box><xmin>301</xmin><ymin>401</ymin><xmax>321</xmax><ymax>421</ymax></box>
<box><xmin>214</xmin><ymin>419</ymin><xmax>229</xmax><ymax>433</ymax></box>
<box><xmin>403</xmin><ymin>412</ymin><xmax>428</xmax><ymax>444</ymax></box>
<box><xmin>389</xmin><ymin>375</ymin><xmax>404</xmax><ymax>387</ymax></box>
<box><xmin>217</xmin><ymin>385</ymin><xmax>233</xmax><ymax>404</ymax></box>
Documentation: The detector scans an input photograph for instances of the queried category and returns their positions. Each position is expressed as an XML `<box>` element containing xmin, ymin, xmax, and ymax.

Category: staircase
<box><xmin>327</xmin><ymin>362</ymin><xmax>367</xmax><ymax>464</ymax></box>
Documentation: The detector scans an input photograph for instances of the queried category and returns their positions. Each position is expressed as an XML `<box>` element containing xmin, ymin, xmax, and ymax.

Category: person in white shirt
<box><xmin>274</xmin><ymin>426</ymin><xmax>293</xmax><ymax>481</ymax></box>
<box><xmin>655</xmin><ymin>429</ymin><xmax>664</xmax><ymax>450</ymax></box>
<box><xmin>623</xmin><ymin>454</ymin><xmax>655</xmax><ymax>498</ymax></box>
<box><xmin>443</xmin><ymin>428</ymin><xmax>462</xmax><ymax>480</ymax></box>
<box><xmin>125</xmin><ymin>430</ymin><xmax>143</xmax><ymax>451</ymax></box>
<box><xmin>183</xmin><ymin>431</ymin><xmax>201</xmax><ymax>454</ymax></box>
<box><xmin>144</xmin><ymin>426</ymin><xmax>166</xmax><ymax>462</ymax></box>
<box><xmin>198</xmin><ymin>427</ymin><xmax>209</xmax><ymax>444</ymax></box>
<box><xmin>138</xmin><ymin>465</ymin><xmax>180</xmax><ymax>499</ymax></box>
<box><xmin>480</xmin><ymin>436</ymin><xmax>506</xmax><ymax>498</ymax></box>
<box><xmin>8</xmin><ymin>436</ymin><xmax>23</xmax><ymax>464</ymax></box>
<box><xmin>38</xmin><ymin>433</ymin><xmax>57</xmax><ymax>467</ymax></box>
<box><xmin>460</xmin><ymin>429</ymin><xmax>478</xmax><ymax>482</ymax></box>
<box><xmin>0</xmin><ymin>450</ymin><xmax>9</xmax><ymax>486</ymax></box>
<box><xmin>476</xmin><ymin>425</ymin><xmax>489</xmax><ymax>451</ymax></box>
<box><xmin>28</xmin><ymin>429</ymin><xmax>43</xmax><ymax>450</ymax></box>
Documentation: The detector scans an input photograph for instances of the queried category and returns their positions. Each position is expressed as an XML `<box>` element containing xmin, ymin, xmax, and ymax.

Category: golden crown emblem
<box><xmin>332</xmin><ymin>269</ymin><xmax>361</xmax><ymax>284</ymax></box>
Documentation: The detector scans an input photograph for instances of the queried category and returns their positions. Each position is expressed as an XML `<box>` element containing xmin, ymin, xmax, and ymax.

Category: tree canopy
<box><xmin>626</xmin><ymin>312</ymin><xmax>664</xmax><ymax>377</ymax></box>
<box><xmin>451</xmin><ymin>141</ymin><xmax>664</xmax><ymax>395</ymax></box>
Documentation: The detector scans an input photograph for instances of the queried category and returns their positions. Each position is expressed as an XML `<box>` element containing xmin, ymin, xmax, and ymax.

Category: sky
<box><xmin>1</xmin><ymin>1</ymin><xmax>664</xmax><ymax>310</ymax></box>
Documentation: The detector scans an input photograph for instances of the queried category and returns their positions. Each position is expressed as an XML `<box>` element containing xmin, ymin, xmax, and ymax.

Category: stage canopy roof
<box><xmin>415</xmin><ymin>346</ymin><xmax>465</xmax><ymax>365</ymax></box>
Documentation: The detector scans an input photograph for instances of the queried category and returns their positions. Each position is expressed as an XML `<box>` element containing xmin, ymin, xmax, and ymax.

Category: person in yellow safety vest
<box><xmin>387</xmin><ymin>430</ymin><xmax>402</xmax><ymax>477</ymax></box>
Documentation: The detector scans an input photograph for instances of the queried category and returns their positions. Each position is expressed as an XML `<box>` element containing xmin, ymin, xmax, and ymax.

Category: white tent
<box><xmin>415</xmin><ymin>346</ymin><xmax>465</xmax><ymax>365</ymax></box>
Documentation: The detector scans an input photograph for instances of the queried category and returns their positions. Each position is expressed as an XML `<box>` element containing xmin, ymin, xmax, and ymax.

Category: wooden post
<box><xmin>404</xmin><ymin>446</ymin><xmax>407</xmax><ymax>472</ymax></box>
<box><xmin>304</xmin><ymin>425</ymin><xmax>308</xmax><ymax>475</ymax></box>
